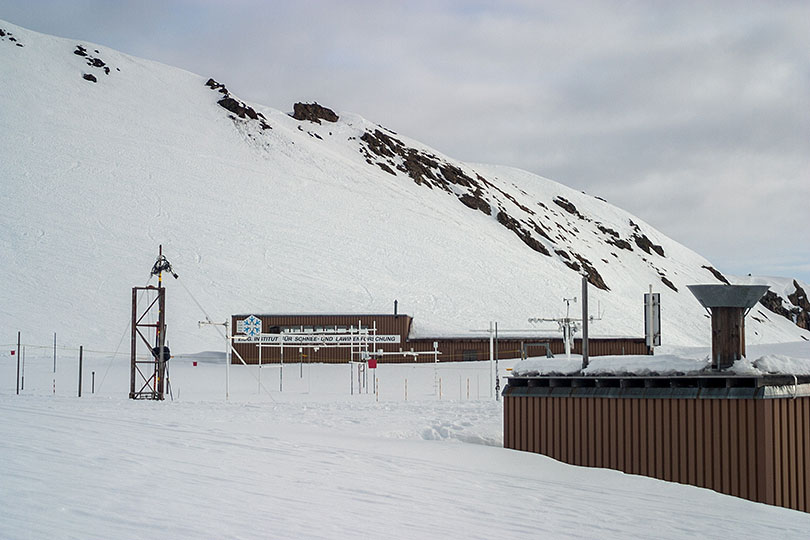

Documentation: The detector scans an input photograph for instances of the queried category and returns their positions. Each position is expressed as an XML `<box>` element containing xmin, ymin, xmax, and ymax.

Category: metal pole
<box><xmin>647</xmin><ymin>284</ymin><xmax>655</xmax><ymax>355</ymax></box>
<box><xmin>53</xmin><ymin>332</ymin><xmax>57</xmax><ymax>395</ymax></box>
<box><xmin>92</xmin><ymin>371</ymin><xmax>95</xmax><ymax>394</ymax></box>
<box><xmin>280</xmin><ymin>340</ymin><xmax>284</xmax><ymax>392</ymax></box>
<box><xmin>582</xmin><ymin>275</ymin><xmax>589</xmax><ymax>370</ymax></box>
<box><xmin>130</xmin><ymin>288</ymin><xmax>137</xmax><ymax>399</ymax></box>
<box><xmin>16</xmin><ymin>331</ymin><xmax>20</xmax><ymax>395</ymax></box>
<box><xmin>157</xmin><ymin>278</ymin><xmax>166</xmax><ymax>400</ymax></box>
<box><xmin>489</xmin><ymin>321</ymin><xmax>494</xmax><ymax>398</ymax></box>
<box><xmin>258</xmin><ymin>340</ymin><xmax>262</xmax><ymax>394</ymax></box>
<box><xmin>78</xmin><ymin>345</ymin><xmax>83</xmax><ymax>397</ymax></box>
<box><xmin>495</xmin><ymin>322</ymin><xmax>500</xmax><ymax>401</ymax></box>
<box><xmin>433</xmin><ymin>341</ymin><xmax>439</xmax><ymax>398</ymax></box>
<box><xmin>225</xmin><ymin>324</ymin><xmax>230</xmax><ymax>400</ymax></box>
<box><xmin>21</xmin><ymin>346</ymin><xmax>25</xmax><ymax>390</ymax></box>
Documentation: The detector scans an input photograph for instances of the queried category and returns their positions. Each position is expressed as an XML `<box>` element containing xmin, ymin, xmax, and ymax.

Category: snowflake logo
<box><xmin>242</xmin><ymin>315</ymin><xmax>262</xmax><ymax>337</ymax></box>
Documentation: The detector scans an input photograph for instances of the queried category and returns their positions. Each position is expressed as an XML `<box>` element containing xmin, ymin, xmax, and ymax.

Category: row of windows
<box><xmin>275</xmin><ymin>325</ymin><xmax>354</xmax><ymax>334</ymax></box>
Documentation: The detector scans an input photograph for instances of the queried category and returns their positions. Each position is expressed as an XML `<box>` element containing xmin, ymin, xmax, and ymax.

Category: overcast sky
<box><xmin>3</xmin><ymin>0</ymin><xmax>808</xmax><ymax>282</ymax></box>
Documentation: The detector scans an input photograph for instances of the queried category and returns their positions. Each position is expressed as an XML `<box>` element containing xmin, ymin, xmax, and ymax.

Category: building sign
<box><xmin>644</xmin><ymin>293</ymin><xmax>661</xmax><ymax>347</ymax></box>
<box><xmin>234</xmin><ymin>334</ymin><xmax>401</xmax><ymax>345</ymax></box>
<box><xmin>236</xmin><ymin>315</ymin><xmax>262</xmax><ymax>337</ymax></box>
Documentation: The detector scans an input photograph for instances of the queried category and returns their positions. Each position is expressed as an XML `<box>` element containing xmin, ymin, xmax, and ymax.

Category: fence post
<box><xmin>78</xmin><ymin>346</ymin><xmax>83</xmax><ymax>397</ymax></box>
<box><xmin>16</xmin><ymin>331</ymin><xmax>20</xmax><ymax>395</ymax></box>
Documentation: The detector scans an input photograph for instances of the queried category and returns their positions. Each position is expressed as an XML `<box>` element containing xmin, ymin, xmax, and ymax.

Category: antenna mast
<box><xmin>529</xmin><ymin>280</ymin><xmax>600</xmax><ymax>363</ymax></box>
<box><xmin>130</xmin><ymin>245</ymin><xmax>177</xmax><ymax>400</ymax></box>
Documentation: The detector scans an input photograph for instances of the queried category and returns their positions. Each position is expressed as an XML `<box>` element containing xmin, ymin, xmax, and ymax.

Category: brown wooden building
<box><xmin>230</xmin><ymin>313</ymin><xmax>648</xmax><ymax>364</ymax></box>
<box><xmin>503</xmin><ymin>374</ymin><xmax>810</xmax><ymax>513</ymax></box>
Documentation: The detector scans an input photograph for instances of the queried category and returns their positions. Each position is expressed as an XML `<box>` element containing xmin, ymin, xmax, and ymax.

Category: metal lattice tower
<box><xmin>130</xmin><ymin>246</ymin><xmax>175</xmax><ymax>400</ymax></box>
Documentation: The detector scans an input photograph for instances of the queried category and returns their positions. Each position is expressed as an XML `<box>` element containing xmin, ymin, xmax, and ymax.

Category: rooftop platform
<box><xmin>504</xmin><ymin>373</ymin><xmax>810</xmax><ymax>399</ymax></box>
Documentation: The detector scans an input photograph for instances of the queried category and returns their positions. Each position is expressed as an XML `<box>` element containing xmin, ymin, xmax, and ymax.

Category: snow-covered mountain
<box><xmin>1</xmin><ymin>20</ymin><xmax>808</xmax><ymax>354</ymax></box>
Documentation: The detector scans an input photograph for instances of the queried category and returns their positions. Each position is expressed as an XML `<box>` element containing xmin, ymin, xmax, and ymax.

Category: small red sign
<box><xmin>368</xmin><ymin>358</ymin><xmax>377</xmax><ymax>369</ymax></box>
<box><xmin>10</xmin><ymin>350</ymin><xmax>15</xmax><ymax>356</ymax></box>
<box><xmin>193</xmin><ymin>361</ymin><xmax>198</xmax><ymax>367</ymax></box>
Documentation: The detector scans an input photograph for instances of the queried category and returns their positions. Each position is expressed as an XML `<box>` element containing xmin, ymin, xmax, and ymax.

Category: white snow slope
<box><xmin>1</xmin><ymin>20</ymin><xmax>808</xmax><ymax>355</ymax></box>
<box><xmin>3</xmin><ymin>349</ymin><xmax>810</xmax><ymax>539</ymax></box>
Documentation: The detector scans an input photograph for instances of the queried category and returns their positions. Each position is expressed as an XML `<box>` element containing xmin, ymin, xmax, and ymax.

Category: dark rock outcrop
<box><xmin>598</xmin><ymin>224</ymin><xmax>632</xmax><ymax>251</ymax></box>
<box><xmin>553</xmin><ymin>196</ymin><xmax>586</xmax><ymax>220</ymax></box>
<box><xmin>459</xmin><ymin>192</ymin><xmax>491</xmax><ymax>215</ymax></box>
<box><xmin>205</xmin><ymin>78</ymin><xmax>228</xmax><ymax>95</ymax></box>
<box><xmin>218</xmin><ymin>97</ymin><xmax>260</xmax><ymax>120</ymax></box>
<box><xmin>571</xmin><ymin>254</ymin><xmax>610</xmax><ymax>291</ymax></box>
<box><xmin>760</xmin><ymin>291</ymin><xmax>793</xmax><ymax>318</ymax></box>
<box><xmin>74</xmin><ymin>44</ymin><xmax>113</xmax><ymax>76</ymax></box>
<box><xmin>788</xmin><ymin>281</ymin><xmax>810</xmax><ymax>329</ymax></box>
<box><xmin>292</xmin><ymin>102</ymin><xmax>338</xmax><ymax>124</ymax></box>
<box><xmin>1</xmin><ymin>29</ymin><xmax>24</xmax><ymax>47</ymax></box>
<box><xmin>701</xmin><ymin>265</ymin><xmax>730</xmax><ymax>285</ymax></box>
<box><xmin>82</xmin><ymin>73</ymin><xmax>97</xmax><ymax>83</ymax></box>
<box><xmin>629</xmin><ymin>220</ymin><xmax>665</xmax><ymax>257</ymax></box>
<box><xmin>788</xmin><ymin>281</ymin><xmax>810</xmax><ymax>310</ymax></box>
<box><xmin>758</xmin><ymin>283</ymin><xmax>809</xmax><ymax>330</ymax></box>
<box><xmin>660</xmin><ymin>274</ymin><xmax>678</xmax><ymax>292</ymax></box>
<box><xmin>206</xmin><ymin>79</ymin><xmax>271</xmax><ymax>130</ymax></box>
<box><xmin>497</xmin><ymin>211</ymin><xmax>551</xmax><ymax>257</ymax></box>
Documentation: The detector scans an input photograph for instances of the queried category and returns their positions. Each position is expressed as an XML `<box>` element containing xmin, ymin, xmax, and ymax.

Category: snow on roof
<box><xmin>511</xmin><ymin>352</ymin><xmax>810</xmax><ymax>377</ymax></box>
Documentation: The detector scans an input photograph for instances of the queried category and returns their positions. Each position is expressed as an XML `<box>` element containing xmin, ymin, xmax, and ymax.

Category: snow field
<box><xmin>3</xmin><ymin>350</ymin><xmax>810</xmax><ymax>539</ymax></box>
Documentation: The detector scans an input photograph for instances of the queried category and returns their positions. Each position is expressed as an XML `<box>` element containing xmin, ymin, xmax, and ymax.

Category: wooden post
<box><xmin>711</xmin><ymin>307</ymin><xmax>745</xmax><ymax>369</ymax></box>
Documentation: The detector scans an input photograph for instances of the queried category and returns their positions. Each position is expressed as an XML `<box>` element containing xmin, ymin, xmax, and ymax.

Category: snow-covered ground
<box><xmin>3</xmin><ymin>346</ymin><xmax>810</xmax><ymax>539</ymax></box>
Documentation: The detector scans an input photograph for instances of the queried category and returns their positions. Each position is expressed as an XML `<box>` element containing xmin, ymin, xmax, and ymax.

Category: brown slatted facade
<box><xmin>504</xmin><ymin>388</ymin><xmax>810</xmax><ymax>513</ymax></box>
<box><xmin>230</xmin><ymin>314</ymin><xmax>648</xmax><ymax>364</ymax></box>
<box><xmin>231</xmin><ymin>314</ymin><xmax>412</xmax><ymax>364</ymax></box>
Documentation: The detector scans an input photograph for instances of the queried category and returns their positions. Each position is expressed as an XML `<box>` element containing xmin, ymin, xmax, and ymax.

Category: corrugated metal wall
<box><xmin>504</xmin><ymin>395</ymin><xmax>810</xmax><ymax>513</ymax></box>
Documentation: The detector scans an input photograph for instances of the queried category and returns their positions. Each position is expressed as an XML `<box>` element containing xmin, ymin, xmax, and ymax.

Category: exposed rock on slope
<box><xmin>292</xmin><ymin>102</ymin><xmax>339</xmax><ymax>124</ymax></box>
<box><xmin>207</xmin><ymin>78</ymin><xmax>271</xmax><ymax>130</ymax></box>
<box><xmin>759</xmin><ymin>281</ymin><xmax>810</xmax><ymax>330</ymax></box>
<box><xmin>0</xmin><ymin>26</ymin><xmax>24</xmax><ymax>46</ymax></box>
